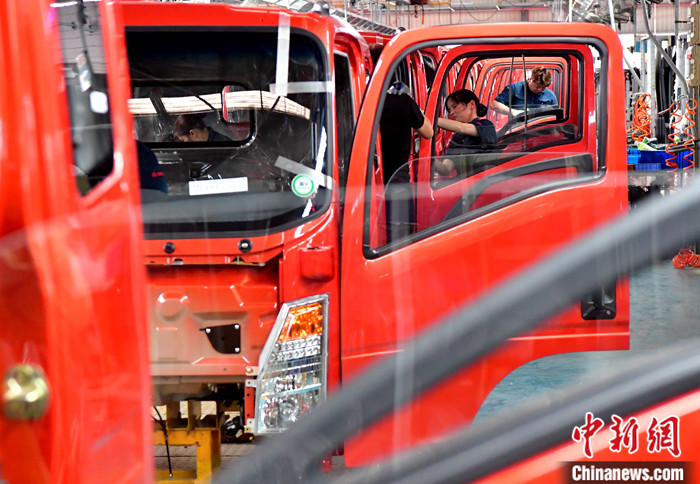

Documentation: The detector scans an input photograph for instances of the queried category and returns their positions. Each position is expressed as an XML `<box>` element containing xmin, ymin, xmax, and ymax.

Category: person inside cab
<box><xmin>173</xmin><ymin>113</ymin><xmax>231</xmax><ymax>142</ymax></box>
<box><xmin>369</xmin><ymin>44</ymin><xmax>433</xmax><ymax>184</ymax></box>
<box><xmin>490</xmin><ymin>66</ymin><xmax>558</xmax><ymax>117</ymax></box>
<box><xmin>369</xmin><ymin>43</ymin><xmax>433</xmax><ymax>243</ymax></box>
<box><xmin>136</xmin><ymin>140</ymin><xmax>168</xmax><ymax>202</ymax></box>
<box><xmin>435</xmin><ymin>89</ymin><xmax>497</xmax><ymax>177</ymax></box>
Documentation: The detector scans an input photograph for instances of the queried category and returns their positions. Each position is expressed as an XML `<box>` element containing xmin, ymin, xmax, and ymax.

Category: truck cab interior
<box><xmin>375</xmin><ymin>43</ymin><xmax>602</xmax><ymax>249</ymax></box>
<box><xmin>126</xmin><ymin>28</ymin><xmax>334</xmax><ymax>239</ymax></box>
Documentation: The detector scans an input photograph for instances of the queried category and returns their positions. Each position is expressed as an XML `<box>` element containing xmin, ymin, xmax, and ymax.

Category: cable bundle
<box><xmin>672</xmin><ymin>247</ymin><xmax>700</xmax><ymax>268</ymax></box>
<box><xmin>628</xmin><ymin>94</ymin><xmax>652</xmax><ymax>143</ymax></box>
<box><xmin>682</xmin><ymin>98</ymin><xmax>697</xmax><ymax>170</ymax></box>
<box><xmin>670</xmin><ymin>98</ymin><xmax>697</xmax><ymax>269</ymax></box>
<box><xmin>661</xmin><ymin>102</ymin><xmax>681</xmax><ymax>170</ymax></box>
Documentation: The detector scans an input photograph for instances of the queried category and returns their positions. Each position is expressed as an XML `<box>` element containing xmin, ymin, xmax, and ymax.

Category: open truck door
<box><xmin>341</xmin><ymin>22</ymin><xmax>629</xmax><ymax>465</ymax></box>
<box><xmin>0</xmin><ymin>0</ymin><xmax>152</xmax><ymax>481</ymax></box>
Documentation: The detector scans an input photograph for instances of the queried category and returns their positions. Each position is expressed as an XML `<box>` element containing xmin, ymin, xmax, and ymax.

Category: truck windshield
<box><xmin>126</xmin><ymin>29</ymin><xmax>330</xmax><ymax>238</ymax></box>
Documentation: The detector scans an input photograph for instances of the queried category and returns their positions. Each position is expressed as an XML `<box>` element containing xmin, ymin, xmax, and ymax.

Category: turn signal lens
<box><xmin>278</xmin><ymin>302</ymin><xmax>323</xmax><ymax>341</ymax></box>
<box><xmin>256</xmin><ymin>295</ymin><xmax>328</xmax><ymax>433</ymax></box>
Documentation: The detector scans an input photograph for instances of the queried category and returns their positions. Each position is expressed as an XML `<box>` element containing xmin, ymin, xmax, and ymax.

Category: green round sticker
<box><xmin>291</xmin><ymin>174</ymin><xmax>315</xmax><ymax>197</ymax></box>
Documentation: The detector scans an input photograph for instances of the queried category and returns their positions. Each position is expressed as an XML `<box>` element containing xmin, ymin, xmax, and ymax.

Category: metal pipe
<box><xmin>623</xmin><ymin>49</ymin><xmax>643</xmax><ymax>92</ymax></box>
<box><xmin>641</xmin><ymin>0</ymin><xmax>690</xmax><ymax>102</ymax></box>
<box><xmin>602</xmin><ymin>0</ymin><xmax>643</xmax><ymax>96</ymax></box>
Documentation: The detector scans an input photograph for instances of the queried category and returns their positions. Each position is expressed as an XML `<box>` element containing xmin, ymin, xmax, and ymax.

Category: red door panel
<box><xmin>341</xmin><ymin>23</ymin><xmax>629</xmax><ymax>465</ymax></box>
<box><xmin>0</xmin><ymin>1</ymin><xmax>151</xmax><ymax>481</ymax></box>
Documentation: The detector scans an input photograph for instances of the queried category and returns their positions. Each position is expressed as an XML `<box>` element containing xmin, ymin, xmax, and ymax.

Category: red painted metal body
<box><xmin>0</xmin><ymin>0</ymin><xmax>152</xmax><ymax>482</ymax></box>
<box><xmin>5</xmin><ymin>0</ymin><xmax>697</xmax><ymax>481</ymax></box>
<box><xmin>479</xmin><ymin>389</ymin><xmax>700</xmax><ymax>483</ymax></box>
<box><xmin>3</xmin><ymin>2</ymin><xmax>628</xmax><ymax>480</ymax></box>
<box><xmin>0</xmin><ymin>1</ymin><xmax>635</xmax><ymax>479</ymax></box>
<box><xmin>123</xmin><ymin>1</ymin><xmax>629</xmax><ymax>469</ymax></box>
<box><xmin>122</xmin><ymin>0</ymin><xmax>370</xmax><ymax>405</ymax></box>
<box><xmin>341</xmin><ymin>23</ymin><xmax>630</xmax><ymax>465</ymax></box>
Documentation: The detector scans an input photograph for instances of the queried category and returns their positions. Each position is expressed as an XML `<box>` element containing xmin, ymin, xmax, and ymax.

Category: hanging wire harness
<box><xmin>153</xmin><ymin>406</ymin><xmax>174</xmax><ymax>478</ymax></box>
<box><xmin>661</xmin><ymin>101</ymin><xmax>682</xmax><ymax>170</ymax></box>
<box><xmin>682</xmin><ymin>98</ymin><xmax>697</xmax><ymax>170</ymax></box>
<box><xmin>661</xmin><ymin>99</ymin><xmax>697</xmax><ymax>171</ymax></box>
<box><xmin>668</xmin><ymin>99</ymin><xmax>697</xmax><ymax>268</ymax></box>
<box><xmin>628</xmin><ymin>93</ymin><xmax>652</xmax><ymax>142</ymax></box>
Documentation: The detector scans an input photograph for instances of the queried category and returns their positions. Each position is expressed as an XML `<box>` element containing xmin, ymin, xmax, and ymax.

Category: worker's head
<box><xmin>527</xmin><ymin>66</ymin><xmax>552</xmax><ymax>94</ymax></box>
<box><xmin>173</xmin><ymin>114</ymin><xmax>209</xmax><ymax>142</ymax></box>
<box><xmin>445</xmin><ymin>89</ymin><xmax>487</xmax><ymax>123</ymax></box>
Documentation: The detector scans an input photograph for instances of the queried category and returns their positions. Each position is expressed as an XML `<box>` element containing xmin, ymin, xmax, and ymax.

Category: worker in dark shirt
<box><xmin>380</xmin><ymin>89</ymin><xmax>432</xmax><ymax>242</ymax></box>
<box><xmin>436</xmin><ymin>89</ymin><xmax>497</xmax><ymax>177</ymax></box>
<box><xmin>136</xmin><ymin>140</ymin><xmax>168</xmax><ymax>195</ymax></box>
<box><xmin>370</xmin><ymin>44</ymin><xmax>433</xmax><ymax>184</ymax></box>
<box><xmin>379</xmin><ymin>85</ymin><xmax>434</xmax><ymax>183</ymax></box>
<box><xmin>370</xmin><ymin>44</ymin><xmax>434</xmax><ymax>243</ymax></box>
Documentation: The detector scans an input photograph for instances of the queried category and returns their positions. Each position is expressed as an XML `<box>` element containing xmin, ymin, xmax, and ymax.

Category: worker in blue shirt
<box><xmin>491</xmin><ymin>66</ymin><xmax>558</xmax><ymax>117</ymax></box>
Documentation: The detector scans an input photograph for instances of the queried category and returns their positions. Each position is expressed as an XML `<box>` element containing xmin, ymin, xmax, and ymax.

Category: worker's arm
<box><xmin>435</xmin><ymin>157</ymin><xmax>454</xmax><ymax>176</ymax></box>
<box><xmin>490</xmin><ymin>99</ymin><xmax>509</xmax><ymax>115</ymax></box>
<box><xmin>437</xmin><ymin>117</ymin><xmax>478</xmax><ymax>137</ymax></box>
<box><xmin>416</xmin><ymin>115</ymin><xmax>434</xmax><ymax>139</ymax></box>
<box><xmin>491</xmin><ymin>100</ymin><xmax>524</xmax><ymax>117</ymax></box>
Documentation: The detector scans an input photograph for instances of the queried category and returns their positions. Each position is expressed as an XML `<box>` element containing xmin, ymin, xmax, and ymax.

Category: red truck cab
<box><xmin>122</xmin><ymin>0</ymin><xmax>629</xmax><ymax>467</ymax></box>
<box><xmin>122</xmin><ymin>1</ymin><xmax>370</xmax><ymax>435</ymax></box>
<box><xmin>2</xmin><ymin>0</ymin><xmax>689</xmax><ymax>480</ymax></box>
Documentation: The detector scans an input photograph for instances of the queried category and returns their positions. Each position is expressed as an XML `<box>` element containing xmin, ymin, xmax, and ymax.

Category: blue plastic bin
<box><xmin>633</xmin><ymin>150</ymin><xmax>694</xmax><ymax>170</ymax></box>
<box><xmin>627</xmin><ymin>148</ymin><xmax>640</xmax><ymax>165</ymax></box>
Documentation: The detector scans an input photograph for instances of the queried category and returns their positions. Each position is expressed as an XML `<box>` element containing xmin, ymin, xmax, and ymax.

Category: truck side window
<box><xmin>54</xmin><ymin>0</ymin><xmax>114</xmax><ymax>195</ymax></box>
<box><xmin>369</xmin><ymin>45</ymin><xmax>603</xmax><ymax>253</ymax></box>
<box><xmin>335</xmin><ymin>53</ymin><xmax>355</xmax><ymax>190</ymax></box>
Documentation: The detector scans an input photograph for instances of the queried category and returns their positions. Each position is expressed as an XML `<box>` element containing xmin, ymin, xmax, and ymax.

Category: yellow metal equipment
<box><xmin>153</xmin><ymin>401</ymin><xmax>222</xmax><ymax>484</ymax></box>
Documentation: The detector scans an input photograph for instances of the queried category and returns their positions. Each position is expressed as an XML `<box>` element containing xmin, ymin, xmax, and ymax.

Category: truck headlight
<box><xmin>255</xmin><ymin>294</ymin><xmax>328</xmax><ymax>433</ymax></box>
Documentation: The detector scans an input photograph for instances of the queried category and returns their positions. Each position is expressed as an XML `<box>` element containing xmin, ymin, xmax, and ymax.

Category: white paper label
<box><xmin>188</xmin><ymin>177</ymin><xmax>248</xmax><ymax>196</ymax></box>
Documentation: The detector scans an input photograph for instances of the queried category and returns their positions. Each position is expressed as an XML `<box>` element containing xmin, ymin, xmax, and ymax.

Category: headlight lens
<box><xmin>256</xmin><ymin>295</ymin><xmax>327</xmax><ymax>433</ymax></box>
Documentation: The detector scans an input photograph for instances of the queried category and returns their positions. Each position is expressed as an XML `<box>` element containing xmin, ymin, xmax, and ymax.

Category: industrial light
<box><xmin>255</xmin><ymin>294</ymin><xmax>328</xmax><ymax>433</ymax></box>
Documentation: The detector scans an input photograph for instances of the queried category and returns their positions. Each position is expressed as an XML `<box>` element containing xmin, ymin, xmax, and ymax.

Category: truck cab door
<box><xmin>0</xmin><ymin>1</ymin><xmax>151</xmax><ymax>482</ymax></box>
<box><xmin>340</xmin><ymin>23</ymin><xmax>629</xmax><ymax>466</ymax></box>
